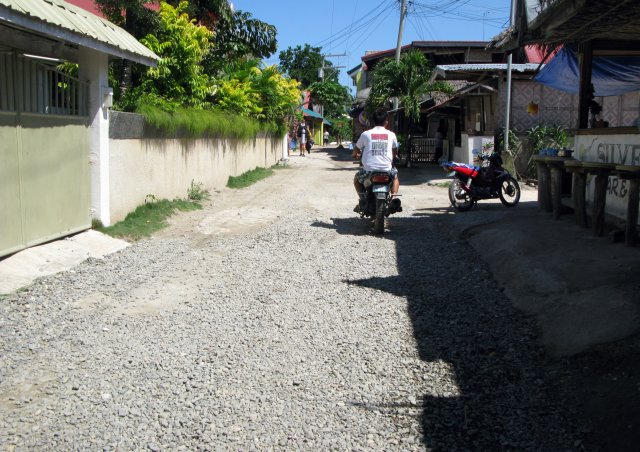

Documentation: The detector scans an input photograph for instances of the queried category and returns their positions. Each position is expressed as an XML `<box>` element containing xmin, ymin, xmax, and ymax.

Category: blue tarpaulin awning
<box><xmin>299</xmin><ymin>107</ymin><xmax>332</xmax><ymax>125</ymax></box>
<box><xmin>535</xmin><ymin>47</ymin><xmax>640</xmax><ymax>97</ymax></box>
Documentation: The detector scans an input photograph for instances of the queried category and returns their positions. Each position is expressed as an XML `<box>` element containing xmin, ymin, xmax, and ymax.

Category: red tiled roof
<box><xmin>63</xmin><ymin>0</ymin><xmax>160</xmax><ymax>19</ymax></box>
<box><xmin>64</xmin><ymin>0</ymin><xmax>103</xmax><ymax>17</ymax></box>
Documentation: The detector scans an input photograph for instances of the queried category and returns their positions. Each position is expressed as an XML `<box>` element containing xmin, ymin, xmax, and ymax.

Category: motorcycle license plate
<box><xmin>372</xmin><ymin>185</ymin><xmax>388</xmax><ymax>193</ymax></box>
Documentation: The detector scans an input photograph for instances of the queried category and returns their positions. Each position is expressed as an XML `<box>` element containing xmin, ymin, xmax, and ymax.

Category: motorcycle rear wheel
<box><xmin>498</xmin><ymin>176</ymin><xmax>521</xmax><ymax>207</ymax></box>
<box><xmin>373</xmin><ymin>198</ymin><xmax>385</xmax><ymax>235</ymax></box>
<box><xmin>449</xmin><ymin>178</ymin><xmax>474</xmax><ymax>211</ymax></box>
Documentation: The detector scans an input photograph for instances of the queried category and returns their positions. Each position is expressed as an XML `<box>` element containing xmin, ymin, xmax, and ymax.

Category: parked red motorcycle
<box><xmin>441</xmin><ymin>153</ymin><xmax>521</xmax><ymax>211</ymax></box>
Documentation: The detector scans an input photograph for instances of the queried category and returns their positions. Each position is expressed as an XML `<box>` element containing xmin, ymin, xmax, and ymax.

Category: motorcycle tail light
<box><xmin>371</xmin><ymin>175</ymin><xmax>390</xmax><ymax>183</ymax></box>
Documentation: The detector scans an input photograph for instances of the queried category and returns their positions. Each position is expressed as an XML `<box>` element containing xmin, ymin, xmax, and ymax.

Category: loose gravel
<box><xmin>0</xmin><ymin>151</ymin><xmax>584</xmax><ymax>450</ymax></box>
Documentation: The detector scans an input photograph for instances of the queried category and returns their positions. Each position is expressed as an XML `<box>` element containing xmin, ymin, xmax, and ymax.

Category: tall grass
<box><xmin>97</xmin><ymin>198</ymin><xmax>201</xmax><ymax>240</ymax></box>
<box><xmin>137</xmin><ymin>105</ymin><xmax>284</xmax><ymax>139</ymax></box>
<box><xmin>227</xmin><ymin>167</ymin><xmax>275</xmax><ymax>189</ymax></box>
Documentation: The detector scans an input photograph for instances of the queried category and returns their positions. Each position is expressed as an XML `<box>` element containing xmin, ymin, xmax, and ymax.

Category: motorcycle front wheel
<box><xmin>499</xmin><ymin>176</ymin><xmax>521</xmax><ymax>207</ymax></box>
<box><xmin>448</xmin><ymin>178</ymin><xmax>474</xmax><ymax>211</ymax></box>
<box><xmin>373</xmin><ymin>198</ymin><xmax>385</xmax><ymax>235</ymax></box>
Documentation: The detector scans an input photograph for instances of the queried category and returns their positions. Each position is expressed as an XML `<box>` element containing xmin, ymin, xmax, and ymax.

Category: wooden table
<box><xmin>613</xmin><ymin>165</ymin><xmax>640</xmax><ymax>246</ymax></box>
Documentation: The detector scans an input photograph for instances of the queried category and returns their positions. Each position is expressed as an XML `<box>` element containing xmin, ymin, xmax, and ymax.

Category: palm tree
<box><xmin>367</xmin><ymin>50</ymin><xmax>452</xmax><ymax>123</ymax></box>
<box><xmin>366</xmin><ymin>51</ymin><xmax>452</xmax><ymax>164</ymax></box>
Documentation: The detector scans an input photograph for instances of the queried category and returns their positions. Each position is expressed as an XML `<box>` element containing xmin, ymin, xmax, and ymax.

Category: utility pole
<box><xmin>319</xmin><ymin>53</ymin><xmax>347</xmax><ymax>81</ymax></box>
<box><xmin>503</xmin><ymin>0</ymin><xmax>517</xmax><ymax>156</ymax></box>
<box><xmin>393</xmin><ymin>0</ymin><xmax>407</xmax><ymax>110</ymax></box>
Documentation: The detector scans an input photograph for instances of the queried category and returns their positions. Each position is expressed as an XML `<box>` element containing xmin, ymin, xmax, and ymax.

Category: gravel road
<box><xmin>0</xmin><ymin>147</ymin><xmax>584</xmax><ymax>450</ymax></box>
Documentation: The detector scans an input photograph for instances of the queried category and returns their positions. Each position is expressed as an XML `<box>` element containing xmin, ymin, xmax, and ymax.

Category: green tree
<box><xmin>330</xmin><ymin>116</ymin><xmax>353</xmax><ymax>144</ymax></box>
<box><xmin>308</xmin><ymin>79</ymin><xmax>352</xmax><ymax>120</ymax></box>
<box><xmin>279</xmin><ymin>44</ymin><xmax>335</xmax><ymax>88</ymax></box>
<box><xmin>208</xmin><ymin>10</ymin><xmax>277</xmax><ymax>62</ymax></box>
<box><xmin>95</xmin><ymin>0</ymin><xmax>161</xmax><ymax>101</ymax></box>
<box><xmin>165</xmin><ymin>0</ymin><xmax>277</xmax><ymax>76</ymax></box>
<box><xmin>94</xmin><ymin>0</ymin><xmax>159</xmax><ymax>38</ymax></box>
<box><xmin>212</xmin><ymin>59</ymin><xmax>300</xmax><ymax>121</ymax></box>
<box><xmin>171</xmin><ymin>0</ymin><xmax>234</xmax><ymax>25</ymax></box>
<box><xmin>367</xmin><ymin>51</ymin><xmax>452</xmax><ymax>123</ymax></box>
<box><xmin>121</xmin><ymin>1</ymin><xmax>213</xmax><ymax>110</ymax></box>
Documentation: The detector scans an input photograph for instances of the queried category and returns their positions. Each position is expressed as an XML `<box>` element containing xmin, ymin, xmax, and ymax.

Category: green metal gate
<box><xmin>1</xmin><ymin>50</ymin><xmax>90</xmax><ymax>258</ymax></box>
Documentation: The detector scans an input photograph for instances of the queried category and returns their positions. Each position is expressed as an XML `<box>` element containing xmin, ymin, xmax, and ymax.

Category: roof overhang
<box><xmin>347</xmin><ymin>63</ymin><xmax>361</xmax><ymax>78</ymax></box>
<box><xmin>298</xmin><ymin>107</ymin><xmax>332</xmax><ymax>125</ymax></box>
<box><xmin>361</xmin><ymin>41</ymin><xmax>491</xmax><ymax>64</ymax></box>
<box><xmin>0</xmin><ymin>0</ymin><xmax>158</xmax><ymax>66</ymax></box>
<box><xmin>424</xmin><ymin>82</ymin><xmax>497</xmax><ymax>113</ymax></box>
<box><xmin>430</xmin><ymin>63</ymin><xmax>542</xmax><ymax>83</ymax></box>
<box><xmin>491</xmin><ymin>0</ymin><xmax>640</xmax><ymax>52</ymax></box>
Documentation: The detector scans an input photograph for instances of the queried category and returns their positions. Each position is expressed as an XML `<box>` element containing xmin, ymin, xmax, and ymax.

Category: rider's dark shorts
<box><xmin>355</xmin><ymin>168</ymin><xmax>398</xmax><ymax>184</ymax></box>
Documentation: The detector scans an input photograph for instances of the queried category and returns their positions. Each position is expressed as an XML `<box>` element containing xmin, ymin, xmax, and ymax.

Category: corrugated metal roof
<box><xmin>412</xmin><ymin>40</ymin><xmax>489</xmax><ymax>48</ymax></box>
<box><xmin>299</xmin><ymin>107</ymin><xmax>332</xmax><ymax>125</ymax></box>
<box><xmin>0</xmin><ymin>0</ymin><xmax>158</xmax><ymax>66</ymax></box>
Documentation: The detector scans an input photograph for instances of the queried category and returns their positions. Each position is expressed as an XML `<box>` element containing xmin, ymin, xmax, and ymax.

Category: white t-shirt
<box><xmin>356</xmin><ymin>126</ymin><xmax>398</xmax><ymax>171</ymax></box>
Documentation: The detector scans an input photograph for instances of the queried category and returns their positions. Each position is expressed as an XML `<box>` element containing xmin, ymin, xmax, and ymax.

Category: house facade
<box><xmin>490</xmin><ymin>0</ymin><xmax>640</xmax><ymax>222</ymax></box>
<box><xmin>0</xmin><ymin>0</ymin><xmax>158</xmax><ymax>257</ymax></box>
<box><xmin>350</xmin><ymin>38</ymin><xmax>639</xmax><ymax>171</ymax></box>
<box><xmin>348</xmin><ymin>41</ymin><xmax>546</xmax><ymax>164</ymax></box>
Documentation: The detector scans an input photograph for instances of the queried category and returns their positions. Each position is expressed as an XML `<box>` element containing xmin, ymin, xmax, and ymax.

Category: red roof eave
<box><xmin>362</xmin><ymin>44</ymin><xmax>411</xmax><ymax>63</ymax></box>
<box><xmin>525</xmin><ymin>44</ymin><xmax>561</xmax><ymax>64</ymax></box>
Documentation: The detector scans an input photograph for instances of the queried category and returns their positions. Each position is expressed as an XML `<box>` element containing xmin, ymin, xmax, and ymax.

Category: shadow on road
<box><xmin>316</xmin><ymin>211</ymin><xmax>580</xmax><ymax>450</ymax></box>
<box><xmin>314</xmin><ymin>146</ymin><xmax>353</xmax><ymax>163</ymax></box>
<box><xmin>315</xmin><ymin>146</ymin><xmax>453</xmax><ymax>188</ymax></box>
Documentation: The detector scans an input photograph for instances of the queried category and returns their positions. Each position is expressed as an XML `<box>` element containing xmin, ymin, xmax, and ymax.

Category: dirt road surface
<box><xmin>1</xmin><ymin>146</ymin><xmax>639</xmax><ymax>451</ymax></box>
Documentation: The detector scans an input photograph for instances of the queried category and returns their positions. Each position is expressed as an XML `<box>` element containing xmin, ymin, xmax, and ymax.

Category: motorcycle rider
<box><xmin>352</xmin><ymin>108</ymin><xmax>401</xmax><ymax>212</ymax></box>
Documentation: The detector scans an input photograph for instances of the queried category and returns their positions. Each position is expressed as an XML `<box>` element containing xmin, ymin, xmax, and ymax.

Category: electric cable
<box><xmin>314</xmin><ymin>0</ymin><xmax>394</xmax><ymax>48</ymax></box>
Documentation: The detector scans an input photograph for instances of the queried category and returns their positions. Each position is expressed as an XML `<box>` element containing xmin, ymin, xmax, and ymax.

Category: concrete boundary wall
<box><xmin>108</xmin><ymin>111</ymin><xmax>283</xmax><ymax>223</ymax></box>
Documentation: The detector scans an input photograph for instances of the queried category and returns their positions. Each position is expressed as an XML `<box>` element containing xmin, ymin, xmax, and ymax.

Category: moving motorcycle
<box><xmin>356</xmin><ymin>170</ymin><xmax>402</xmax><ymax>235</ymax></box>
<box><xmin>441</xmin><ymin>152</ymin><xmax>520</xmax><ymax>211</ymax></box>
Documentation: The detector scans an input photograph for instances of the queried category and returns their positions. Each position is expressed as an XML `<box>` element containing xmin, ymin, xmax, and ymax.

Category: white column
<box><xmin>79</xmin><ymin>48</ymin><xmax>111</xmax><ymax>226</ymax></box>
<box><xmin>282</xmin><ymin>133</ymin><xmax>288</xmax><ymax>160</ymax></box>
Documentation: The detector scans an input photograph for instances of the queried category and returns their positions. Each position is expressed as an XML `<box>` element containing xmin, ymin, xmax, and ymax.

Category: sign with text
<box><xmin>575</xmin><ymin>133</ymin><xmax>640</xmax><ymax>222</ymax></box>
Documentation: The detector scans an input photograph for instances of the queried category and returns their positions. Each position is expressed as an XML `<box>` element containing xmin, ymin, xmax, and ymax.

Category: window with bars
<box><xmin>0</xmin><ymin>52</ymin><xmax>88</xmax><ymax>116</ymax></box>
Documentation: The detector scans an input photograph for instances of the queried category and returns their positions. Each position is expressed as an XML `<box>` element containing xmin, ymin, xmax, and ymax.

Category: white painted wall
<box><xmin>79</xmin><ymin>48</ymin><xmax>111</xmax><ymax>226</ymax></box>
<box><xmin>109</xmin><ymin>136</ymin><xmax>282</xmax><ymax>222</ymax></box>
<box><xmin>452</xmin><ymin>133</ymin><xmax>494</xmax><ymax>164</ymax></box>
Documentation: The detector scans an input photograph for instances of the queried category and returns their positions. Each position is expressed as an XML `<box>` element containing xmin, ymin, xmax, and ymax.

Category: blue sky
<box><xmin>231</xmin><ymin>0</ymin><xmax>512</xmax><ymax>91</ymax></box>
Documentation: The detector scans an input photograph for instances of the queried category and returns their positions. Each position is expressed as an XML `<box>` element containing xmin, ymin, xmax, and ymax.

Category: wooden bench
<box><xmin>563</xmin><ymin>160</ymin><xmax>588</xmax><ymax>228</ymax></box>
<box><xmin>546</xmin><ymin>156</ymin><xmax>571</xmax><ymax>220</ymax></box>
<box><xmin>533</xmin><ymin>157</ymin><xmax>640</xmax><ymax>243</ymax></box>
<box><xmin>613</xmin><ymin>165</ymin><xmax>640</xmax><ymax>246</ymax></box>
<box><xmin>532</xmin><ymin>155</ymin><xmax>552</xmax><ymax>212</ymax></box>
<box><xmin>563</xmin><ymin>161</ymin><xmax>617</xmax><ymax>237</ymax></box>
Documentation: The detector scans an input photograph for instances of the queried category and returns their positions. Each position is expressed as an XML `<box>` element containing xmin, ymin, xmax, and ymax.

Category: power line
<box><xmin>344</xmin><ymin>0</ymin><xmax>360</xmax><ymax>56</ymax></box>
<box><xmin>325</xmin><ymin>0</ymin><xmax>398</xmax><ymax>56</ymax></box>
<box><xmin>330</xmin><ymin>0</ymin><xmax>335</xmax><ymax>50</ymax></box>
<box><xmin>410</xmin><ymin>0</ymin><xmax>508</xmax><ymax>23</ymax></box>
<box><xmin>314</xmin><ymin>0</ymin><xmax>393</xmax><ymax>48</ymax></box>
<box><xmin>343</xmin><ymin>0</ymin><xmax>360</xmax><ymax>74</ymax></box>
<box><xmin>348</xmin><ymin>7</ymin><xmax>395</xmax><ymax>58</ymax></box>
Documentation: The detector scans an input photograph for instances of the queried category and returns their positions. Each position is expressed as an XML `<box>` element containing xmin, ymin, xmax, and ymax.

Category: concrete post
<box><xmin>79</xmin><ymin>48</ymin><xmax>111</xmax><ymax>226</ymax></box>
